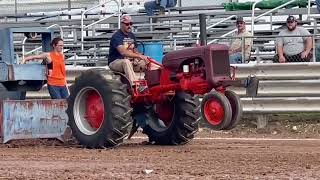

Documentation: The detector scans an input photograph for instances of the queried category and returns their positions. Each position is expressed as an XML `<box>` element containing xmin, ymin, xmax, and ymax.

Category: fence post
<box><xmin>199</xmin><ymin>14</ymin><xmax>207</xmax><ymax>46</ymax></box>
<box><xmin>256</xmin><ymin>115</ymin><xmax>268</xmax><ymax>129</ymax></box>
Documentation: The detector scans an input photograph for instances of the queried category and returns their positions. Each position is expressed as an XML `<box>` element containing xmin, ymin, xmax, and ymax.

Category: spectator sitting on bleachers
<box><xmin>144</xmin><ymin>0</ymin><xmax>177</xmax><ymax>16</ymax></box>
<box><xmin>229</xmin><ymin>16</ymin><xmax>252</xmax><ymax>64</ymax></box>
<box><xmin>275</xmin><ymin>15</ymin><xmax>312</xmax><ymax>63</ymax></box>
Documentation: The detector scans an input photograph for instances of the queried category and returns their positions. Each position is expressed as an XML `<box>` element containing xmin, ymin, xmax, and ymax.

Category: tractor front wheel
<box><xmin>66</xmin><ymin>69</ymin><xmax>132</xmax><ymax>148</ymax></box>
<box><xmin>223</xmin><ymin>90</ymin><xmax>242</xmax><ymax>130</ymax></box>
<box><xmin>201</xmin><ymin>91</ymin><xmax>232</xmax><ymax>130</ymax></box>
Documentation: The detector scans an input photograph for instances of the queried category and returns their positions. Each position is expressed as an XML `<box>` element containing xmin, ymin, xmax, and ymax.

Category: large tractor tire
<box><xmin>223</xmin><ymin>90</ymin><xmax>242</xmax><ymax>130</ymax></box>
<box><xmin>143</xmin><ymin>92</ymin><xmax>200</xmax><ymax>145</ymax></box>
<box><xmin>66</xmin><ymin>68</ymin><xmax>132</xmax><ymax>148</ymax></box>
<box><xmin>201</xmin><ymin>91</ymin><xmax>232</xmax><ymax>130</ymax></box>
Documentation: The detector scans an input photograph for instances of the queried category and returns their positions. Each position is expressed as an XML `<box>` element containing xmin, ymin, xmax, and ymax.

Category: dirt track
<box><xmin>0</xmin><ymin>131</ymin><xmax>319</xmax><ymax>180</ymax></box>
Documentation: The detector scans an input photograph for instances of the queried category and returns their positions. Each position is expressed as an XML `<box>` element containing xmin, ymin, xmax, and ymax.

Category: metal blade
<box><xmin>1</xmin><ymin>99</ymin><xmax>68</xmax><ymax>143</ymax></box>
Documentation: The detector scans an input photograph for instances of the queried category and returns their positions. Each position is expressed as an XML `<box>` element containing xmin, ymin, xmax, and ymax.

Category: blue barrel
<box><xmin>137</xmin><ymin>42</ymin><xmax>164</xmax><ymax>63</ymax></box>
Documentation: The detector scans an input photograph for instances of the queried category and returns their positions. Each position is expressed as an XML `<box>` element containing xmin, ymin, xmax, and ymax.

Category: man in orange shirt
<box><xmin>22</xmin><ymin>37</ymin><xmax>68</xmax><ymax>99</ymax></box>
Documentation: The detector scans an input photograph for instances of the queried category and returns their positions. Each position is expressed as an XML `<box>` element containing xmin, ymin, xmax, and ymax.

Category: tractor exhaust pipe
<box><xmin>199</xmin><ymin>13</ymin><xmax>207</xmax><ymax>46</ymax></box>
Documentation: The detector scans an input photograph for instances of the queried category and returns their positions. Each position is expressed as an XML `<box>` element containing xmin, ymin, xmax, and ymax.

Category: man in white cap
<box><xmin>108</xmin><ymin>14</ymin><xmax>150</xmax><ymax>92</ymax></box>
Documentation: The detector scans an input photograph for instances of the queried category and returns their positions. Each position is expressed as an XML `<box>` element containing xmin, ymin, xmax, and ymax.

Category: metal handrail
<box><xmin>47</xmin><ymin>24</ymin><xmax>64</xmax><ymax>38</ymax></box>
<box><xmin>251</xmin><ymin>0</ymin><xmax>298</xmax><ymax>36</ymax></box>
<box><xmin>196</xmin><ymin>15</ymin><xmax>237</xmax><ymax>45</ymax></box>
<box><xmin>81</xmin><ymin>0</ymin><xmax>121</xmax><ymax>51</ymax></box>
<box><xmin>250</xmin><ymin>0</ymin><xmax>264</xmax><ymax>36</ymax></box>
<box><xmin>22</xmin><ymin>37</ymin><xmax>28</xmax><ymax>61</ymax></box>
<box><xmin>308</xmin><ymin>0</ymin><xmax>313</xmax><ymax>18</ymax></box>
<box><xmin>307</xmin><ymin>0</ymin><xmax>320</xmax><ymax>19</ymax></box>
<box><xmin>22</xmin><ymin>24</ymin><xmax>64</xmax><ymax>60</ymax></box>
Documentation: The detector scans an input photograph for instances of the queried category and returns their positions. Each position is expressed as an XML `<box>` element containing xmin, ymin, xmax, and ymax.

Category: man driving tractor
<box><xmin>108</xmin><ymin>14</ymin><xmax>157</xmax><ymax>93</ymax></box>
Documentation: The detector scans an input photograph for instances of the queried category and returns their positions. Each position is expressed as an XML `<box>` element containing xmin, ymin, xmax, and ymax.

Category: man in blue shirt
<box><xmin>109</xmin><ymin>14</ymin><xmax>150</xmax><ymax>92</ymax></box>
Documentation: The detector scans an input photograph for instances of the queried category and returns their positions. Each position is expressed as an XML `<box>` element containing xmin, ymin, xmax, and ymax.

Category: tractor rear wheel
<box><xmin>223</xmin><ymin>90</ymin><xmax>242</xmax><ymax>130</ymax></box>
<box><xmin>201</xmin><ymin>91</ymin><xmax>232</xmax><ymax>130</ymax></box>
<box><xmin>143</xmin><ymin>92</ymin><xmax>200</xmax><ymax>145</ymax></box>
<box><xmin>66</xmin><ymin>68</ymin><xmax>132</xmax><ymax>148</ymax></box>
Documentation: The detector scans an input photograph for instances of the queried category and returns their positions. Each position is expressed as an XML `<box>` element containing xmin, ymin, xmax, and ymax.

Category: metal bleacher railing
<box><xmin>308</xmin><ymin>0</ymin><xmax>319</xmax><ymax>18</ymax></box>
<box><xmin>80</xmin><ymin>0</ymin><xmax>121</xmax><ymax>51</ymax></box>
<box><xmin>22</xmin><ymin>24</ymin><xmax>64</xmax><ymax>61</ymax></box>
<box><xmin>250</xmin><ymin>0</ymin><xmax>298</xmax><ymax>36</ymax></box>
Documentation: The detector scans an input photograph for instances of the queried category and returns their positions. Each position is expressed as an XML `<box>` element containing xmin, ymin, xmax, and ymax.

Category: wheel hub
<box><xmin>204</xmin><ymin>99</ymin><xmax>224</xmax><ymax>126</ymax></box>
<box><xmin>85</xmin><ymin>91</ymin><xmax>104</xmax><ymax>129</ymax></box>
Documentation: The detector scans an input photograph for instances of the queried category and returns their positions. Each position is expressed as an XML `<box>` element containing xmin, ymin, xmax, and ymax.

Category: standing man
<box><xmin>108</xmin><ymin>14</ymin><xmax>150</xmax><ymax>92</ymax></box>
<box><xmin>229</xmin><ymin>16</ymin><xmax>253</xmax><ymax>64</ymax></box>
<box><xmin>276</xmin><ymin>15</ymin><xmax>312</xmax><ymax>63</ymax></box>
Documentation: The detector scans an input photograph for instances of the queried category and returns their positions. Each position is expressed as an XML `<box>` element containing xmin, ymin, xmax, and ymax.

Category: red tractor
<box><xmin>66</xmin><ymin>44</ymin><xmax>243</xmax><ymax>148</ymax></box>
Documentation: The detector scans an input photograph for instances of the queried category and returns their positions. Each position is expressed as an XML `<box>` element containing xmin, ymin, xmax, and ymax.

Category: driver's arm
<box><xmin>117</xmin><ymin>45</ymin><xmax>147</xmax><ymax>61</ymax></box>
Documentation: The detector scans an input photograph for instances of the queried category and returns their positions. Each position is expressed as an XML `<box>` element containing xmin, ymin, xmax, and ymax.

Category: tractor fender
<box><xmin>113</xmin><ymin>71</ymin><xmax>131</xmax><ymax>87</ymax></box>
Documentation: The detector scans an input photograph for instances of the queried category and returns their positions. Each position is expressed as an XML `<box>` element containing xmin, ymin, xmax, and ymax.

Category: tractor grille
<box><xmin>211</xmin><ymin>50</ymin><xmax>230</xmax><ymax>76</ymax></box>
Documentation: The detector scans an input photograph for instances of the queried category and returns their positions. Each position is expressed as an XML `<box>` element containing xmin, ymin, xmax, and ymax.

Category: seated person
<box><xmin>229</xmin><ymin>16</ymin><xmax>252</xmax><ymax>64</ymax></box>
<box><xmin>144</xmin><ymin>0</ymin><xmax>177</xmax><ymax>16</ymax></box>
<box><xmin>108</xmin><ymin>15</ymin><xmax>159</xmax><ymax>92</ymax></box>
<box><xmin>275</xmin><ymin>15</ymin><xmax>312</xmax><ymax>63</ymax></box>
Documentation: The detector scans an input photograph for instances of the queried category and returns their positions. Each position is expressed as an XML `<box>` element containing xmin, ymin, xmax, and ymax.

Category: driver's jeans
<box><xmin>109</xmin><ymin>58</ymin><xmax>146</xmax><ymax>86</ymax></box>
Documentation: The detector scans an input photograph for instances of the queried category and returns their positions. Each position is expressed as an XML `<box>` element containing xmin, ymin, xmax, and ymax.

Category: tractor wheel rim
<box><xmin>73</xmin><ymin>87</ymin><xmax>104</xmax><ymax>135</ymax></box>
<box><xmin>204</xmin><ymin>99</ymin><xmax>224</xmax><ymax>126</ymax></box>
